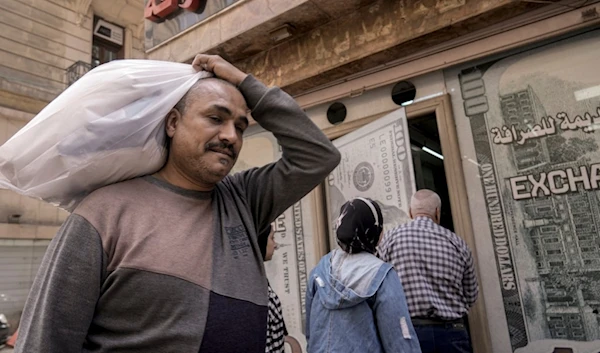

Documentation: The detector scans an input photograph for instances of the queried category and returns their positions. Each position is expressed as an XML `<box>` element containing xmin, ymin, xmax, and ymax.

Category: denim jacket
<box><xmin>306</xmin><ymin>249</ymin><xmax>421</xmax><ymax>353</ymax></box>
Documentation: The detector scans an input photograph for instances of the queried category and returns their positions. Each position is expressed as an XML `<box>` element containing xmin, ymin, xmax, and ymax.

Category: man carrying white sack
<box><xmin>15</xmin><ymin>55</ymin><xmax>341</xmax><ymax>353</ymax></box>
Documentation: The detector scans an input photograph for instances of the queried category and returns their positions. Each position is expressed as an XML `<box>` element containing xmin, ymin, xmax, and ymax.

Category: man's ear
<box><xmin>165</xmin><ymin>109</ymin><xmax>182</xmax><ymax>138</ymax></box>
<box><xmin>409</xmin><ymin>208</ymin><xmax>414</xmax><ymax>219</ymax></box>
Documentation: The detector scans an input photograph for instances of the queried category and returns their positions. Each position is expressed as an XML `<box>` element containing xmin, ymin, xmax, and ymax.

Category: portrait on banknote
<box><xmin>444</xmin><ymin>29</ymin><xmax>600</xmax><ymax>353</ymax></box>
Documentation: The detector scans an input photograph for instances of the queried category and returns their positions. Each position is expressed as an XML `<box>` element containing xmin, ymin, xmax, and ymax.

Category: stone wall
<box><xmin>0</xmin><ymin>0</ymin><xmax>145</xmax><ymax>239</ymax></box>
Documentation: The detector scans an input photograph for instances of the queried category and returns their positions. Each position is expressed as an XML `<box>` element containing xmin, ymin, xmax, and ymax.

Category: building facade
<box><xmin>0</xmin><ymin>0</ymin><xmax>145</xmax><ymax>333</ymax></box>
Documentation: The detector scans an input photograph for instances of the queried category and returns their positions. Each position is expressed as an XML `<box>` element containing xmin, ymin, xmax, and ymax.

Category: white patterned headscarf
<box><xmin>335</xmin><ymin>197</ymin><xmax>383</xmax><ymax>254</ymax></box>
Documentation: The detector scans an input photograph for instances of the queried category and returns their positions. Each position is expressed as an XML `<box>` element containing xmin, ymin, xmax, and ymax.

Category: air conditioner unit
<box><xmin>93</xmin><ymin>19</ymin><xmax>124</xmax><ymax>46</ymax></box>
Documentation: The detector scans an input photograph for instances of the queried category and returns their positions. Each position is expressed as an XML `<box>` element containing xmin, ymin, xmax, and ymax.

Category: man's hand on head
<box><xmin>192</xmin><ymin>54</ymin><xmax>248</xmax><ymax>87</ymax></box>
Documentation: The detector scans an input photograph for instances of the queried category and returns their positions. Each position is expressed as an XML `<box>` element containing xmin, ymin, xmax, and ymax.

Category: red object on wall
<box><xmin>144</xmin><ymin>0</ymin><xmax>161</xmax><ymax>22</ymax></box>
<box><xmin>144</xmin><ymin>0</ymin><xmax>205</xmax><ymax>22</ymax></box>
<box><xmin>180</xmin><ymin>0</ymin><xmax>202</xmax><ymax>12</ymax></box>
<box><xmin>152</xmin><ymin>0</ymin><xmax>179</xmax><ymax>18</ymax></box>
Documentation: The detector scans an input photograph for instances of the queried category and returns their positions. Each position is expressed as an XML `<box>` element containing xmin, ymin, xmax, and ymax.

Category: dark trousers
<box><xmin>413</xmin><ymin>320</ymin><xmax>473</xmax><ymax>353</ymax></box>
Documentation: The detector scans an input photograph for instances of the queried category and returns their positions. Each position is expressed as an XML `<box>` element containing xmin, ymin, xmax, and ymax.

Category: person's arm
<box><xmin>372</xmin><ymin>269</ymin><xmax>422</xmax><ymax>353</ymax></box>
<box><xmin>233</xmin><ymin>75</ymin><xmax>340</xmax><ymax>228</ymax></box>
<box><xmin>15</xmin><ymin>214</ymin><xmax>105</xmax><ymax>353</ymax></box>
<box><xmin>462</xmin><ymin>248</ymin><xmax>479</xmax><ymax>307</ymax></box>
<box><xmin>191</xmin><ymin>54</ymin><xmax>341</xmax><ymax>231</ymax></box>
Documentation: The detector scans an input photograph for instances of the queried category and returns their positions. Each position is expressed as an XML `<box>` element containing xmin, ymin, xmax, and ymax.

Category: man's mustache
<box><xmin>205</xmin><ymin>141</ymin><xmax>237</xmax><ymax>159</ymax></box>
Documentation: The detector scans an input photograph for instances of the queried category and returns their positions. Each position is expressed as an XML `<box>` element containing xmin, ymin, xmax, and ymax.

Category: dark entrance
<box><xmin>408</xmin><ymin>112</ymin><xmax>454</xmax><ymax>231</ymax></box>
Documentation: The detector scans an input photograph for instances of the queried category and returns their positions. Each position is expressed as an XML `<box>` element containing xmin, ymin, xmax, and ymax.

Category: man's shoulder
<box><xmin>387</xmin><ymin>220</ymin><xmax>421</xmax><ymax>236</ymax></box>
<box><xmin>386</xmin><ymin>218</ymin><xmax>462</xmax><ymax>241</ymax></box>
<box><xmin>431</xmin><ymin>222</ymin><xmax>466</xmax><ymax>242</ymax></box>
<box><xmin>216</xmin><ymin>167</ymin><xmax>271</xmax><ymax>200</ymax></box>
<box><xmin>429</xmin><ymin>222</ymin><xmax>471</xmax><ymax>253</ymax></box>
<box><xmin>83</xmin><ymin>178</ymin><xmax>146</xmax><ymax>203</ymax></box>
<box><xmin>219</xmin><ymin>169</ymin><xmax>254</xmax><ymax>190</ymax></box>
<box><xmin>379</xmin><ymin>221</ymin><xmax>416</xmax><ymax>250</ymax></box>
<box><xmin>74</xmin><ymin>177</ymin><xmax>149</xmax><ymax>216</ymax></box>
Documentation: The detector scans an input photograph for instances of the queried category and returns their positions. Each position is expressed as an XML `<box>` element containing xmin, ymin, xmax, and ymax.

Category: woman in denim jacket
<box><xmin>306</xmin><ymin>198</ymin><xmax>421</xmax><ymax>353</ymax></box>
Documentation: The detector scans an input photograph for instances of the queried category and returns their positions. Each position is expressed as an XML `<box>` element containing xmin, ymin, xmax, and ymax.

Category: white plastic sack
<box><xmin>0</xmin><ymin>60</ymin><xmax>209</xmax><ymax>211</ymax></box>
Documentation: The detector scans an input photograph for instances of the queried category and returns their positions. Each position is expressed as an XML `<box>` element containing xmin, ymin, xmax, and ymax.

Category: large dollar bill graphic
<box><xmin>326</xmin><ymin>108</ymin><xmax>416</xmax><ymax>248</ymax></box>
<box><xmin>447</xmin><ymin>29</ymin><xmax>600</xmax><ymax>353</ymax></box>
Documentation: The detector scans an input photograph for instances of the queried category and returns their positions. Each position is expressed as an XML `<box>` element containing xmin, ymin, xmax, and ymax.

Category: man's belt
<box><xmin>411</xmin><ymin>317</ymin><xmax>465</xmax><ymax>326</ymax></box>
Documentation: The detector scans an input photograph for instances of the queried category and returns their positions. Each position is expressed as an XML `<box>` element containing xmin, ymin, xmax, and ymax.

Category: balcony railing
<box><xmin>66</xmin><ymin>61</ymin><xmax>92</xmax><ymax>86</ymax></box>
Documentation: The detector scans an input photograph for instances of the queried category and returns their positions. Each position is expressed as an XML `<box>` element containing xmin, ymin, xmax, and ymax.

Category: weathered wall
<box><xmin>145</xmin><ymin>0</ymin><xmax>380</xmax><ymax>63</ymax></box>
<box><xmin>0</xmin><ymin>114</ymin><xmax>67</xmax><ymax>239</ymax></box>
<box><xmin>0</xmin><ymin>0</ymin><xmax>92</xmax><ymax>237</ymax></box>
<box><xmin>0</xmin><ymin>0</ymin><xmax>92</xmax><ymax>113</ymax></box>
<box><xmin>145</xmin><ymin>0</ymin><xmax>542</xmax><ymax>95</ymax></box>
<box><xmin>146</xmin><ymin>0</ymin><xmax>313</xmax><ymax>62</ymax></box>
<box><xmin>234</xmin><ymin>0</ymin><xmax>542</xmax><ymax>94</ymax></box>
<box><xmin>0</xmin><ymin>0</ymin><xmax>145</xmax><ymax>239</ymax></box>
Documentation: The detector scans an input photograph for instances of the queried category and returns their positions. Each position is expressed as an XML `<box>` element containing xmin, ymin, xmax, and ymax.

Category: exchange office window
<box><xmin>92</xmin><ymin>18</ymin><xmax>124</xmax><ymax>68</ymax></box>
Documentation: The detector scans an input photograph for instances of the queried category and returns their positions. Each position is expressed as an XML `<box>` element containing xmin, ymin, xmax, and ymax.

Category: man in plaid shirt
<box><xmin>378</xmin><ymin>189</ymin><xmax>478</xmax><ymax>353</ymax></box>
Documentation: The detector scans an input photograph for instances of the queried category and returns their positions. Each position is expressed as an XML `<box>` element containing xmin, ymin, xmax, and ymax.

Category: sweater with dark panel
<box><xmin>15</xmin><ymin>75</ymin><xmax>341</xmax><ymax>353</ymax></box>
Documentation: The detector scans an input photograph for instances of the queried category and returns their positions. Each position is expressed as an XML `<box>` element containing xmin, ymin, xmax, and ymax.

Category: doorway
<box><xmin>408</xmin><ymin>112</ymin><xmax>454</xmax><ymax>231</ymax></box>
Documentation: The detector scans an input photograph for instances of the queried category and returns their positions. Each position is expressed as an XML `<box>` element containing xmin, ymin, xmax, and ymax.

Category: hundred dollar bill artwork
<box><xmin>444</xmin><ymin>30</ymin><xmax>600</xmax><ymax>353</ymax></box>
<box><xmin>231</xmin><ymin>126</ymin><xmax>319</xmax><ymax>352</ymax></box>
<box><xmin>326</xmin><ymin>108</ymin><xmax>416</xmax><ymax>249</ymax></box>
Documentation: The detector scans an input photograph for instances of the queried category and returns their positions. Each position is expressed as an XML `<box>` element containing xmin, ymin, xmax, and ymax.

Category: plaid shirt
<box><xmin>378</xmin><ymin>217</ymin><xmax>478</xmax><ymax>320</ymax></box>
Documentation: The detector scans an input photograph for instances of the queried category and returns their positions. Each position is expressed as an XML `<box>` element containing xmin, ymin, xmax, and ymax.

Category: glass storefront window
<box><xmin>92</xmin><ymin>40</ymin><xmax>122</xmax><ymax>68</ymax></box>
